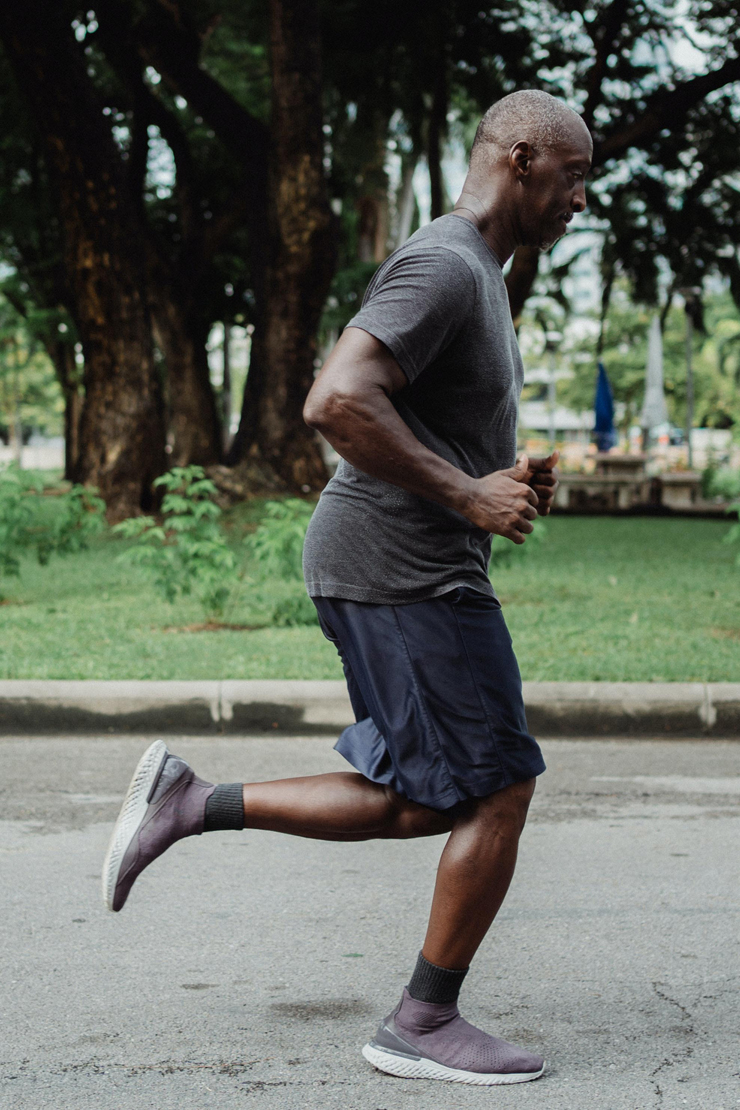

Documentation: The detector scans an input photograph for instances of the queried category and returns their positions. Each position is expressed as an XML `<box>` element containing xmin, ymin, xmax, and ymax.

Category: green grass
<box><xmin>496</xmin><ymin>515</ymin><xmax>739</xmax><ymax>681</ymax></box>
<box><xmin>0</xmin><ymin>514</ymin><xmax>738</xmax><ymax>681</ymax></box>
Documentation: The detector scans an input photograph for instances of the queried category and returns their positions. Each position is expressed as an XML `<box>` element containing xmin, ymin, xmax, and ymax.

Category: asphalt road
<box><xmin>1</xmin><ymin>735</ymin><xmax>739</xmax><ymax>1110</ymax></box>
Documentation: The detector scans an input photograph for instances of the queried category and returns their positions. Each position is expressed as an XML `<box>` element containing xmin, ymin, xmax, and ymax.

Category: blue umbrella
<box><xmin>594</xmin><ymin>361</ymin><xmax>616</xmax><ymax>452</ymax></box>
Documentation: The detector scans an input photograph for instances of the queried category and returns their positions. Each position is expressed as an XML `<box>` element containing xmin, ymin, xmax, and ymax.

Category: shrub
<box><xmin>724</xmin><ymin>501</ymin><xmax>740</xmax><ymax>567</ymax></box>
<box><xmin>249</xmin><ymin>498</ymin><xmax>314</xmax><ymax>581</ymax></box>
<box><xmin>0</xmin><ymin>463</ymin><xmax>105</xmax><ymax>597</ymax></box>
<box><xmin>248</xmin><ymin>498</ymin><xmax>316</xmax><ymax>627</ymax></box>
<box><xmin>0</xmin><ymin>464</ymin><xmax>34</xmax><ymax>581</ymax></box>
<box><xmin>35</xmin><ymin>483</ymin><xmax>107</xmax><ymax>563</ymax></box>
<box><xmin>705</xmin><ymin>467</ymin><xmax>740</xmax><ymax>501</ymax></box>
<box><xmin>270</xmin><ymin>586</ymin><xmax>318</xmax><ymax>627</ymax></box>
<box><xmin>114</xmin><ymin>466</ymin><xmax>239</xmax><ymax>619</ymax></box>
<box><xmin>489</xmin><ymin>518</ymin><xmax>547</xmax><ymax>569</ymax></box>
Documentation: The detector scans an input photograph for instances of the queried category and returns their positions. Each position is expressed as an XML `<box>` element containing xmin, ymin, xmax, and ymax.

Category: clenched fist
<box><xmin>464</xmin><ymin>455</ymin><xmax>540</xmax><ymax>544</ymax></box>
<box><xmin>462</xmin><ymin>452</ymin><xmax>559</xmax><ymax>541</ymax></box>
<box><xmin>523</xmin><ymin>450</ymin><xmax>560</xmax><ymax>517</ymax></box>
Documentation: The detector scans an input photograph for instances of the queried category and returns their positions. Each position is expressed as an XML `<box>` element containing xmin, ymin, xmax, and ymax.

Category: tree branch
<box><xmin>130</xmin><ymin>0</ymin><xmax>269</xmax><ymax>172</ymax></box>
<box><xmin>595</xmin><ymin>56</ymin><xmax>740</xmax><ymax>163</ymax></box>
<box><xmin>581</xmin><ymin>0</ymin><xmax>633</xmax><ymax>129</ymax></box>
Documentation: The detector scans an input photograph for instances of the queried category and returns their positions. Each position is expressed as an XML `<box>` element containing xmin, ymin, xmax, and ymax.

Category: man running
<box><xmin>103</xmin><ymin>89</ymin><xmax>592</xmax><ymax>1087</ymax></box>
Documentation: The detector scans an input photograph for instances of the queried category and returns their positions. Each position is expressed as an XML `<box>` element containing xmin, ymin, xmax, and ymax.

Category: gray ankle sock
<box><xmin>407</xmin><ymin>951</ymin><xmax>469</xmax><ymax>1005</ymax></box>
<box><xmin>203</xmin><ymin>783</ymin><xmax>244</xmax><ymax>831</ymax></box>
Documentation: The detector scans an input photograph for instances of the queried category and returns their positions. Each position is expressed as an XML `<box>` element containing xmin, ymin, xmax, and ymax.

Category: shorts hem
<box><xmin>415</xmin><ymin>761</ymin><xmax>546</xmax><ymax>811</ymax></box>
<box><xmin>339</xmin><ymin>742</ymin><xmax>545</xmax><ymax>812</ymax></box>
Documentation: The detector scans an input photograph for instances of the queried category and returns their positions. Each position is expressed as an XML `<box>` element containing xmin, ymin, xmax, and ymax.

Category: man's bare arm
<box><xmin>303</xmin><ymin>327</ymin><xmax>538</xmax><ymax>543</ymax></box>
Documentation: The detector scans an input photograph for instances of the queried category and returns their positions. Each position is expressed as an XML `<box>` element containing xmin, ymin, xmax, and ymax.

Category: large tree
<box><xmin>0</xmin><ymin>71</ymin><xmax>83</xmax><ymax>478</ymax></box>
<box><xmin>0</xmin><ymin>0</ymin><xmax>334</xmax><ymax>507</ymax></box>
<box><xmin>0</xmin><ymin>0</ymin><xmax>166</xmax><ymax>520</ymax></box>
<box><xmin>102</xmin><ymin>0</ymin><xmax>335</xmax><ymax>489</ymax></box>
<box><xmin>226</xmin><ymin>0</ymin><xmax>336</xmax><ymax>485</ymax></box>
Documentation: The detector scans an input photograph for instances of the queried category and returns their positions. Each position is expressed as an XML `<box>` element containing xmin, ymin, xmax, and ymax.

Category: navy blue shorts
<box><xmin>312</xmin><ymin>587</ymin><xmax>545</xmax><ymax>811</ymax></box>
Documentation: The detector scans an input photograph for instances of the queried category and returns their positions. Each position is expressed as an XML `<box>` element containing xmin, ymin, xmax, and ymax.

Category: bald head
<box><xmin>454</xmin><ymin>89</ymin><xmax>592</xmax><ymax>259</ymax></box>
<box><xmin>471</xmin><ymin>90</ymin><xmax>590</xmax><ymax>165</ymax></box>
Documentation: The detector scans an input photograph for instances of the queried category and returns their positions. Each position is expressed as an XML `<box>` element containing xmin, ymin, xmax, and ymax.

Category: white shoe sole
<box><xmin>362</xmin><ymin>1043</ymin><xmax>545</xmax><ymax>1085</ymax></box>
<box><xmin>102</xmin><ymin>739</ymin><xmax>168</xmax><ymax>912</ymax></box>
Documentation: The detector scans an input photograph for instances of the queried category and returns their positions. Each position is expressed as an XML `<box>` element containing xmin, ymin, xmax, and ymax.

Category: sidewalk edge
<box><xmin>0</xmin><ymin>680</ymin><xmax>738</xmax><ymax>736</ymax></box>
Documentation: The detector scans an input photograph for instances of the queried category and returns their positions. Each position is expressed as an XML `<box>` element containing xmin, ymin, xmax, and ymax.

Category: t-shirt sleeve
<box><xmin>345</xmin><ymin>246</ymin><xmax>476</xmax><ymax>384</ymax></box>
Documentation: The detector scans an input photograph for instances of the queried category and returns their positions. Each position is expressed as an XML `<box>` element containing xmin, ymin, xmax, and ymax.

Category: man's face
<box><xmin>519</xmin><ymin>132</ymin><xmax>592</xmax><ymax>251</ymax></box>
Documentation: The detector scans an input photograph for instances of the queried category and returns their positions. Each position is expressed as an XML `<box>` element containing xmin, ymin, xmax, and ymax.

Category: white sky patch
<box><xmin>111</xmin><ymin>125</ymin><xmax>130</xmax><ymax>153</ymax></box>
<box><xmin>413</xmin><ymin>159</ymin><xmax>431</xmax><ymax>226</ymax></box>
<box><xmin>146</xmin><ymin>126</ymin><xmax>176</xmax><ymax>199</ymax></box>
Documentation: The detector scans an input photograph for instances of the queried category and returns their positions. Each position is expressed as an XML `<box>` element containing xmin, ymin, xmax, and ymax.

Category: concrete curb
<box><xmin>0</xmin><ymin>679</ymin><xmax>739</xmax><ymax>737</ymax></box>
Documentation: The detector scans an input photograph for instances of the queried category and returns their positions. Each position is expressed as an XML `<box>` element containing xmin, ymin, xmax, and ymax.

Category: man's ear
<box><xmin>510</xmin><ymin>140</ymin><xmax>532</xmax><ymax>179</ymax></box>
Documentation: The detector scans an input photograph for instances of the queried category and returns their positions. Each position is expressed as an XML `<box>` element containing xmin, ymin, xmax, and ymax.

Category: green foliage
<box><xmin>0</xmin><ymin>464</ymin><xmax>34</xmax><ymax>580</ymax></box>
<box><xmin>320</xmin><ymin>260</ymin><xmax>378</xmax><ymax>339</ymax></box>
<box><xmin>529</xmin><ymin>284</ymin><xmax>740</xmax><ymax>435</ymax></box>
<box><xmin>34</xmin><ymin>482</ymin><xmax>106</xmax><ymax>564</ymax></box>
<box><xmin>0</xmin><ymin>295</ymin><xmax>64</xmax><ymax>442</ymax></box>
<box><xmin>113</xmin><ymin>466</ymin><xmax>239</xmax><ymax>619</ymax></box>
<box><xmin>270</xmin><ymin>586</ymin><xmax>319</xmax><ymax>628</ymax></box>
<box><xmin>0</xmin><ymin>463</ymin><xmax>104</xmax><ymax>595</ymax></box>
<box><xmin>705</xmin><ymin>467</ymin><xmax>740</xmax><ymax>501</ymax></box>
<box><xmin>489</xmin><ymin>518</ymin><xmax>547</xmax><ymax>569</ymax></box>
<box><xmin>724</xmin><ymin>503</ymin><xmax>740</xmax><ymax>567</ymax></box>
<box><xmin>249</xmin><ymin>498</ymin><xmax>314</xmax><ymax>582</ymax></box>
<box><xmin>247</xmin><ymin>498</ymin><xmax>316</xmax><ymax>626</ymax></box>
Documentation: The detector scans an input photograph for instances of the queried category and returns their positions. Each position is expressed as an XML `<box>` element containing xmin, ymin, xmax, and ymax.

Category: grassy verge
<box><xmin>0</xmin><ymin>514</ymin><xmax>738</xmax><ymax>681</ymax></box>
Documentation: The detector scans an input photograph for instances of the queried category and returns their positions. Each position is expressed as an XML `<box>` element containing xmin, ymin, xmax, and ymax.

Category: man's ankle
<box><xmin>407</xmin><ymin>951</ymin><xmax>469</xmax><ymax>1005</ymax></box>
<box><xmin>203</xmin><ymin>783</ymin><xmax>244</xmax><ymax>831</ymax></box>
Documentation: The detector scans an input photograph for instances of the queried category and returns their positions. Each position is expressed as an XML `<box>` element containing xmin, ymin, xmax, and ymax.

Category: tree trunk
<box><xmin>395</xmin><ymin>156</ymin><xmax>418</xmax><ymax>248</ymax></box>
<box><xmin>231</xmin><ymin>0</ymin><xmax>336</xmax><ymax>490</ymax></box>
<box><xmin>222</xmin><ymin>323</ymin><xmax>232</xmax><ymax>452</ymax></box>
<box><xmin>147</xmin><ymin>271</ymin><xmax>222</xmax><ymax>468</ymax></box>
<box><xmin>64</xmin><ymin>386</ymin><xmax>83</xmax><ymax>480</ymax></box>
<box><xmin>49</xmin><ymin>340</ymin><xmax>83</xmax><ymax>480</ymax></box>
<box><xmin>427</xmin><ymin>36</ymin><xmax>448</xmax><ymax>222</ymax></box>
<box><xmin>0</xmin><ymin>0</ymin><xmax>166</xmax><ymax>520</ymax></box>
<box><xmin>117</xmin><ymin>0</ymin><xmax>333</xmax><ymax>493</ymax></box>
<box><xmin>355</xmin><ymin>114</ymin><xmax>391</xmax><ymax>264</ymax></box>
<box><xmin>357</xmin><ymin>193</ymin><xmax>389</xmax><ymax>264</ymax></box>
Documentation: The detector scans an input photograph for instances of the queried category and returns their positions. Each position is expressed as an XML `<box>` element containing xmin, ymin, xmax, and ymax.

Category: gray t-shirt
<box><xmin>303</xmin><ymin>213</ymin><xmax>524</xmax><ymax>605</ymax></box>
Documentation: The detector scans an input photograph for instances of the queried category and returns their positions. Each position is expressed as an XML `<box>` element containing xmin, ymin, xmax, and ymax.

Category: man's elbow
<box><xmin>303</xmin><ymin>389</ymin><xmax>350</xmax><ymax>435</ymax></box>
<box><xmin>303</xmin><ymin>392</ymin><xmax>330</xmax><ymax>432</ymax></box>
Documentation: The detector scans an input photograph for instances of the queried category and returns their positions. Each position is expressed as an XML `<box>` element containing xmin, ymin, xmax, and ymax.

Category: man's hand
<box><xmin>523</xmin><ymin>450</ymin><xmax>559</xmax><ymax>516</ymax></box>
<box><xmin>464</xmin><ymin>456</ymin><xmax>539</xmax><ymax>544</ymax></box>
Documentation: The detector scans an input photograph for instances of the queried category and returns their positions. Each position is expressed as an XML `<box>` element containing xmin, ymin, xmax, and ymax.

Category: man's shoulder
<box><xmin>366</xmin><ymin>217</ymin><xmax>494</xmax><ymax>295</ymax></box>
<box><xmin>366</xmin><ymin>217</ymin><xmax>500</xmax><ymax>301</ymax></box>
<box><xmin>401</xmin><ymin>215</ymin><xmax>499</xmax><ymax>270</ymax></box>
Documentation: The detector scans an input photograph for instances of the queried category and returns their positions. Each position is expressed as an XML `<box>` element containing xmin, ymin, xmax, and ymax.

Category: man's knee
<box><xmin>380</xmin><ymin>785</ymin><xmax>453</xmax><ymax>838</ymax></box>
<box><xmin>472</xmin><ymin>777</ymin><xmax>536</xmax><ymax>836</ymax></box>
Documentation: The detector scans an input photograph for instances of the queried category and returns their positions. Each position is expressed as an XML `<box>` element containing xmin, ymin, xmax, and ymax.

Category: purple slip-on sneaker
<box><xmin>362</xmin><ymin>988</ymin><xmax>545</xmax><ymax>1085</ymax></box>
<box><xmin>102</xmin><ymin>740</ymin><xmax>215</xmax><ymax>912</ymax></box>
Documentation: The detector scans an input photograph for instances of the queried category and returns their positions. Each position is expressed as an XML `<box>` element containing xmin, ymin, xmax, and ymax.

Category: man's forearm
<box><xmin>308</xmin><ymin>387</ymin><xmax>477</xmax><ymax>518</ymax></box>
<box><xmin>304</xmin><ymin>328</ymin><xmax>539</xmax><ymax>541</ymax></box>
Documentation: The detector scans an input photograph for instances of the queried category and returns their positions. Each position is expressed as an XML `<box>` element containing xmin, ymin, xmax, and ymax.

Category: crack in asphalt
<box><xmin>55</xmin><ymin>1057</ymin><xmax>267</xmax><ymax>1077</ymax></box>
<box><xmin>649</xmin><ymin>983</ymin><xmax>696</xmax><ymax>1108</ymax></box>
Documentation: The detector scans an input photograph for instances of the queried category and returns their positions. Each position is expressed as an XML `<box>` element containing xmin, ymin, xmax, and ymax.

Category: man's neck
<box><xmin>451</xmin><ymin>183</ymin><xmax>520</xmax><ymax>265</ymax></box>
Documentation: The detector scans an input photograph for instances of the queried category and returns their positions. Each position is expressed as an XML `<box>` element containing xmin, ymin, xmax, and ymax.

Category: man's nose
<box><xmin>572</xmin><ymin>183</ymin><xmax>587</xmax><ymax>213</ymax></box>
